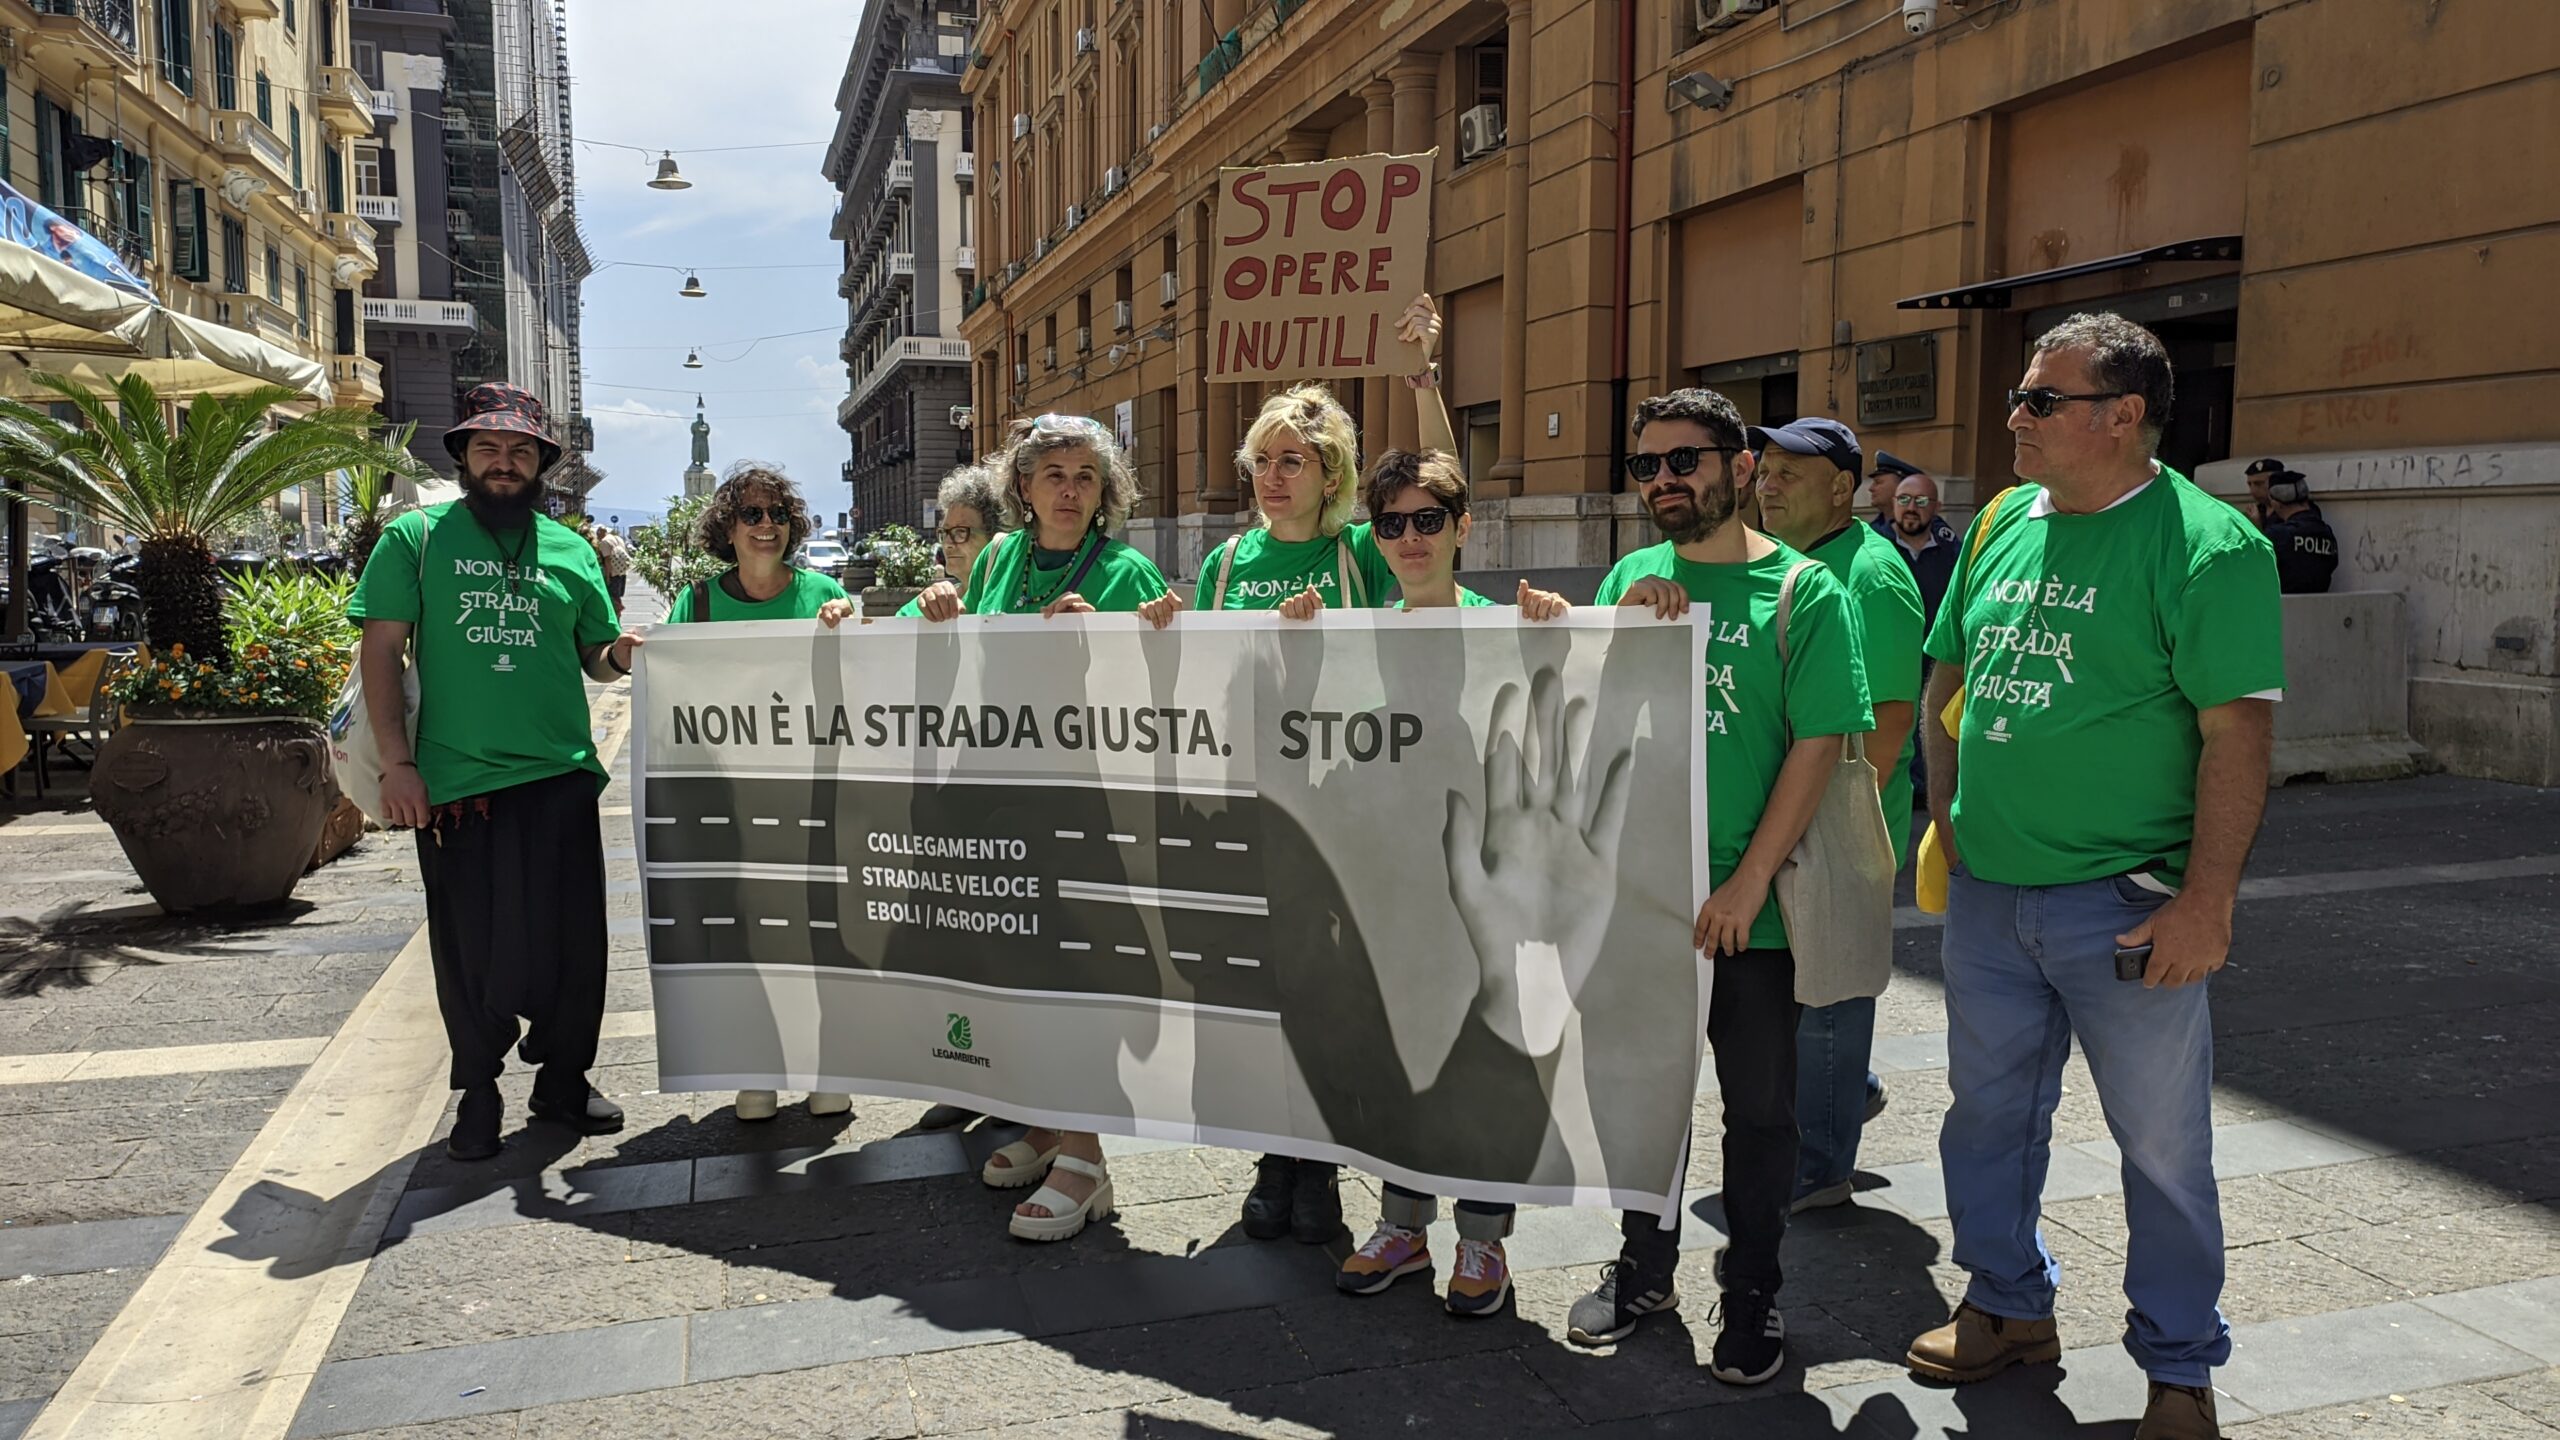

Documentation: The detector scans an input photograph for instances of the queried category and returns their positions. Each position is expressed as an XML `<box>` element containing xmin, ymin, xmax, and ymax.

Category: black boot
<box><xmin>1290</xmin><ymin>1159</ymin><xmax>1342</xmax><ymax>1243</ymax></box>
<box><xmin>447</xmin><ymin>1084</ymin><xmax>502</xmax><ymax>1162</ymax></box>
<box><xmin>1242</xmin><ymin>1154</ymin><xmax>1295</xmax><ymax>1239</ymax></box>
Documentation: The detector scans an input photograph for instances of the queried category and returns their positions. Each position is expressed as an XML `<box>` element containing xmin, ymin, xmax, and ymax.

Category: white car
<box><xmin>802</xmin><ymin>539</ymin><xmax>850</xmax><ymax>576</ymax></box>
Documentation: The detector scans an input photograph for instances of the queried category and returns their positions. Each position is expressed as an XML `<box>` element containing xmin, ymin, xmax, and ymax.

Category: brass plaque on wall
<box><xmin>1856</xmin><ymin>334</ymin><xmax>1937</xmax><ymax>427</ymax></box>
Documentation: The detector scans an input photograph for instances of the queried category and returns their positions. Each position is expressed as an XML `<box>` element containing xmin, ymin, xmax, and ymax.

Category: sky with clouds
<box><xmin>565</xmin><ymin>0</ymin><xmax>855</xmax><ymax>528</ymax></box>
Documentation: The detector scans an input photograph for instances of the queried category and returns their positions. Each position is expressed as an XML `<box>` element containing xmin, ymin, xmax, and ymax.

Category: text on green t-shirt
<box><xmin>347</xmin><ymin>503</ymin><xmax>618</xmax><ymax>804</ymax></box>
<box><xmin>1202</xmin><ymin>524</ymin><xmax>1394</xmax><ymax>610</ymax></box>
<box><xmin>1595</xmin><ymin>541</ymin><xmax>1874</xmax><ymax>951</ymax></box>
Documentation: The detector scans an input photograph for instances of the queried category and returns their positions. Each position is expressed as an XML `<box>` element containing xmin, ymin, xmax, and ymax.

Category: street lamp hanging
<box><xmin>648</xmin><ymin>151</ymin><xmax>693</xmax><ymax>190</ymax></box>
<box><xmin>679</xmin><ymin>271</ymin><xmax>707</xmax><ymax>298</ymax></box>
<box><xmin>683</xmin><ymin>348</ymin><xmax>704</xmax><ymax>369</ymax></box>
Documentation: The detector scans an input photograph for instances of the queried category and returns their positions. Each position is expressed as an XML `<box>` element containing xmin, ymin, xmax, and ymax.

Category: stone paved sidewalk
<box><xmin>5</xmin><ymin>600</ymin><xmax>2556</xmax><ymax>1437</ymax></box>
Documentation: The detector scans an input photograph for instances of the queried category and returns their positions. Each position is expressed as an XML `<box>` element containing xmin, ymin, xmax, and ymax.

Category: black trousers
<box><xmin>1622</xmin><ymin>946</ymin><xmax>1800</xmax><ymax>1296</ymax></box>
<box><xmin>414</xmin><ymin>768</ymin><xmax>608</xmax><ymax>1107</ymax></box>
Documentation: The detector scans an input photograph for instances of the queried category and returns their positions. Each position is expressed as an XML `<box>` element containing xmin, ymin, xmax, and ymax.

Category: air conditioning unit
<box><xmin>1458</xmin><ymin>103</ymin><xmax>1504</xmax><ymax>164</ymax></box>
<box><xmin>1040</xmin><ymin>344</ymin><xmax>1057</xmax><ymax>369</ymax></box>
<box><xmin>1159</xmin><ymin>270</ymin><xmax>1178</xmax><ymax>305</ymax></box>
<box><xmin>297</xmin><ymin>187</ymin><xmax>321</xmax><ymax>213</ymax></box>
<box><xmin>1075</xmin><ymin>26</ymin><xmax>1096</xmax><ymax>55</ymax></box>
<box><xmin>1074</xmin><ymin>325</ymin><xmax>1092</xmax><ymax>352</ymax></box>
<box><xmin>1697</xmin><ymin>0</ymin><xmax>1774</xmax><ymax>30</ymax></box>
<box><xmin>1103</xmin><ymin>165</ymin><xmax>1125</xmax><ymax>194</ymax></box>
<box><xmin>1012</xmin><ymin>112</ymin><xmax>1031</xmax><ymax>140</ymax></box>
<box><xmin>1014</xmin><ymin>361</ymin><xmax>1030</xmax><ymax>384</ymax></box>
<box><xmin>1065</xmin><ymin>204</ymin><xmax>1084</xmax><ymax>230</ymax></box>
<box><xmin>1112</xmin><ymin>299</ymin><xmax>1133</xmax><ymax>331</ymax></box>
<box><xmin>949</xmin><ymin>404</ymin><xmax>973</xmax><ymax>428</ymax></box>
<box><xmin>1147</xmin><ymin>123</ymin><xmax>1165</xmax><ymax>143</ymax></box>
<box><xmin>1034</xmin><ymin>235</ymin><xmax>1051</xmax><ymax>258</ymax></box>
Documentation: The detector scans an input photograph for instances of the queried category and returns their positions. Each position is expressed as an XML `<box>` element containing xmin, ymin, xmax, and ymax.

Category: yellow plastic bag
<box><xmin>1913</xmin><ymin>688</ymin><xmax>1964</xmax><ymax>913</ymax></box>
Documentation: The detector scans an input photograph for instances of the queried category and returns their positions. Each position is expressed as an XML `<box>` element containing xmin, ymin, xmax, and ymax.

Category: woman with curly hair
<box><xmin>913</xmin><ymin>414</ymin><xmax>1171</xmax><ymax>1242</ymax></box>
<box><xmin>664</xmin><ymin>462</ymin><xmax>856</xmax><ymax>1122</ymax></box>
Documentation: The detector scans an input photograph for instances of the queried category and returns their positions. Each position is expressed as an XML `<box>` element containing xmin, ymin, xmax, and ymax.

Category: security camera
<box><xmin>1903</xmin><ymin>0</ymin><xmax>1938</xmax><ymax>33</ymax></box>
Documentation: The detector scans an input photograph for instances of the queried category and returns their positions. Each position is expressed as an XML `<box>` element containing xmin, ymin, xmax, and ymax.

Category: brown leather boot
<box><xmin>2135</xmin><ymin>1381</ymin><xmax>2222</xmax><ymax>1440</ymax></box>
<box><xmin>1904</xmin><ymin>1302</ymin><xmax>2062</xmax><ymax>1382</ymax></box>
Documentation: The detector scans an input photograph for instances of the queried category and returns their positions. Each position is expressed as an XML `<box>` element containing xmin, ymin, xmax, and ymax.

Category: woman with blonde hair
<box><xmin>913</xmin><ymin>413</ymin><xmax>1171</xmax><ymax>1242</ymax></box>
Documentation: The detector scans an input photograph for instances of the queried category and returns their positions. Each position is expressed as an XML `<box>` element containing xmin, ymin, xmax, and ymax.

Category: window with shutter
<box><xmin>214</xmin><ymin>26</ymin><xmax>237</xmax><ymax>111</ymax></box>
<box><xmin>134</xmin><ymin>155</ymin><xmax>154</xmax><ymax>259</ymax></box>
<box><xmin>170</xmin><ymin>180</ymin><xmax>207</xmax><ymax>281</ymax></box>
<box><xmin>257</xmin><ymin>72</ymin><xmax>271</xmax><ymax>127</ymax></box>
<box><xmin>289</xmin><ymin>104</ymin><xmax>303</xmax><ymax>189</ymax></box>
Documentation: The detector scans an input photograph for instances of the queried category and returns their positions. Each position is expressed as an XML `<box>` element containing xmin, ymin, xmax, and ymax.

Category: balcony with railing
<box><xmin>955</xmin><ymin>151</ymin><xmax>975</xmax><ymax>180</ymax></box>
<box><xmin>953</xmin><ymin>245</ymin><xmax>976</xmax><ymax>272</ymax></box>
<box><xmin>367</xmin><ymin>81</ymin><xmax>398</xmax><ymax>121</ymax></box>
<box><xmin>362</xmin><ymin>297</ymin><xmax>479</xmax><ymax>332</ymax></box>
<box><xmin>887</xmin><ymin>159</ymin><xmax>913</xmax><ymax>191</ymax></box>
<box><xmin>847</xmin><ymin>334</ymin><xmax>973</xmax><ymax>414</ymax></box>
<box><xmin>355</xmin><ymin>194</ymin><xmax>403</xmax><ymax>226</ymax></box>
<box><xmin>230</xmin><ymin>295</ymin><xmax>302</xmax><ymax>348</ymax></box>
<box><xmin>30</xmin><ymin>0</ymin><xmax>138</xmax><ymax>65</ymax></box>
<box><xmin>325</xmin><ymin>213</ymin><xmax>378</xmax><ymax>273</ymax></box>
<box><xmin>213</xmin><ymin>109</ymin><xmax>294</xmax><ymax>188</ymax></box>
<box><xmin>316</xmin><ymin>67</ymin><xmax>377</xmax><ymax>137</ymax></box>
<box><xmin>329</xmin><ymin>354</ymin><xmax>386</xmax><ymax>407</ymax></box>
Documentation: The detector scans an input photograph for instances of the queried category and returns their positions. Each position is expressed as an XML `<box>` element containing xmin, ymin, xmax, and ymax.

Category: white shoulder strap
<box><xmin>1210</xmin><ymin>535</ymin><xmax>1240</xmax><ymax>611</ymax></box>
<box><xmin>1337</xmin><ymin>539</ymin><xmax>1367</xmax><ymax>609</ymax></box>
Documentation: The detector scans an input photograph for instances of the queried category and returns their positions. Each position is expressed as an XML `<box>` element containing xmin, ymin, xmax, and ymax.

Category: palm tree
<box><xmin>0</xmin><ymin>373</ymin><xmax>427</xmax><ymax>666</ymax></box>
<box><xmin>338</xmin><ymin>420</ymin><xmax>419</xmax><ymax>580</ymax></box>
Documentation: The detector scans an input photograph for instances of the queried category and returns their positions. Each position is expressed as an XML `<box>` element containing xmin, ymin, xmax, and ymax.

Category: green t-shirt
<box><xmin>1923</xmin><ymin>467</ymin><xmax>2284</xmax><ymax>889</ymax></box>
<box><xmin>663</xmin><ymin>566</ymin><xmax>848</xmax><ymax>623</ymax></box>
<box><xmin>1200</xmin><ymin>524</ymin><xmax>1394</xmax><ymax>610</ymax></box>
<box><xmin>1811</xmin><ymin>523</ymin><xmax>1927</xmax><ymax>869</ymax></box>
<box><xmin>1596</xmin><ymin>541</ymin><xmax>1874</xmax><ymax>951</ymax></box>
<box><xmin>349</xmin><ymin>503</ymin><xmax>618</xmax><ymax>804</ymax></box>
<box><xmin>1394</xmin><ymin>585</ymin><xmax>1497</xmax><ymax>610</ymax></box>
<box><xmin>958</xmin><ymin>528</ymin><xmax>1169</xmax><ymax>615</ymax></box>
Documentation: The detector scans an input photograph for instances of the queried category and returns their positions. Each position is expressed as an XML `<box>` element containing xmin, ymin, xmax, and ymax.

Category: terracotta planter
<box><xmin>864</xmin><ymin>586</ymin><xmax>923</xmax><ymax>617</ymax></box>
<box><xmin>92</xmin><ymin>717</ymin><xmax>333</xmax><ymax>913</ymax></box>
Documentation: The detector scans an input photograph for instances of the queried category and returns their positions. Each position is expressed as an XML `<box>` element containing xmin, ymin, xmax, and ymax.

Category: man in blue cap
<box><xmin>1750</xmin><ymin>416</ymin><xmax>1926</xmax><ymax>1213</ymax></box>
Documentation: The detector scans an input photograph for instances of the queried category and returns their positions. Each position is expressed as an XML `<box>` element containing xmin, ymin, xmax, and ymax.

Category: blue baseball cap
<box><xmin>1747</xmin><ymin>417</ymin><xmax>1861</xmax><ymax>476</ymax></box>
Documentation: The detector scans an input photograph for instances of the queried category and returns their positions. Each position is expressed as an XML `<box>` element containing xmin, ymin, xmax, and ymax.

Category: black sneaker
<box><xmin>1709</xmin><ymin>1288</ymin><xmax>1787</xmax><ymax>1385</ymax></box>
<box><xmin>1289</xmin><ymin>1160</ymin><xmax>1342</xmax><ymax>1243</ymax></box>
<box><xmin>1566</xmin><ymin>1256</ymin><xmax>1679</xmax><ymax>1346</ymax></box>
<box><xmin>1864</xmin><ymin>1078</ymin><xmax>1889</xmax><ymax>1124</ymax></box>
<box><xmin>447</xmin><ymin>1084</ymin><xmax>502</xmax><ymax>1162</ymax></box>
<box><xmin>1241</xmin><ymin>1154</ymin><xmax>1295</xmax><ymax>1239</ymax></box>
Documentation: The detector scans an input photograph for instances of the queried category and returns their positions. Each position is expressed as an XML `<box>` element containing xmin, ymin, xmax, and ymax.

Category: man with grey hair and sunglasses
<box><xmin>1906</xmin><ymin>313</ymin><xmax>2281</xmax><ymax>1440</ymax></box>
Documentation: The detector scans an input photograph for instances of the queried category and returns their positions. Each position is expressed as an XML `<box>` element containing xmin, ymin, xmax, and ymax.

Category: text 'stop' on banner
<box><xmin>1209</xmin><ymin>151</ymin><xmax>1435</xmax><ymax>384</ymax></box>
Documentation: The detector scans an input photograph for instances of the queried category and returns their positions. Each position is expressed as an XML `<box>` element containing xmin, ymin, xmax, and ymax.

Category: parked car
<box><xmin>802</xmin><ymin>538</ymin><xmax>850</xmax><ymax>578</ymax></box>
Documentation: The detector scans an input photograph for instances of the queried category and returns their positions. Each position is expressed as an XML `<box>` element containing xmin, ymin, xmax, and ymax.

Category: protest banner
<box><xmin>634</xmin><ymin>608</ymin><xmax>1710</xmax><ymax>1217</ymax></box>
<box><xmin>1208</xmin><ymin>151</ymin><xmax>1435</xmax><ymax>383</ymax></box>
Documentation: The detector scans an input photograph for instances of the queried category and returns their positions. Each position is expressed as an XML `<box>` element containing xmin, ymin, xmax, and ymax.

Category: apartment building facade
<box><xmin>959</xmin><ymin>0</ymin><xmax>2558</xmax><ymax>779</ymax></box>
<box><xmin>351</xmin><ymin>0</ymin><xmax>591</xmax><ymax>496</ymax></box>
<box><xmin>825</xmin><ymin>0</ymin><xmax>978</xmax><ymax>536</ymax></box>
<box><xmin>3</xmin><ymin>0</ymin><xmax>385</xmax><ymax>543</ymax></box>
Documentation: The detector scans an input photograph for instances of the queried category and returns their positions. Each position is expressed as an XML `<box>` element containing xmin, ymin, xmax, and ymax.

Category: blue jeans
<box><xmin>1939</xmin><ymin>867</ymin><xmax>2230</xmax><ymax>1385</ymax></box>
<box><xmin>1794</xmin><ymin>997</ymin><xmax>1880</xmax><ymax>1196</ymax></box>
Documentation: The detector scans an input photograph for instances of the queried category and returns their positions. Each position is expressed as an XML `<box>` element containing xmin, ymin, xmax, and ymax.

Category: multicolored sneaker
<box><xmin>1335</xmin><ymin>1222</ymin><xmax>1431</xmax><ymax>1295</ymax></box>
<box><xmin>1444</xmin><ymin>1238</ymin><xmax>1511</xmax><ymax>1317</ymax></box>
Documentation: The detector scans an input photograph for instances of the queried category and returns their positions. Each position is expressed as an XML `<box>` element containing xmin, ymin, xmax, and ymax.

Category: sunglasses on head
<box><xmin>1373</xmin><ymin>506</ymin><xmax>1453</xmax><ymax>540</ymax></box>
<box><xmin>1621</xmin><ymin>446</ymin><xmax>1741</xmax><ymax>484</ymax></box>
<box><xmin>1034</xmin><ymin>414</ymin><xmax>1110</xmax><ymax>438</ymax></box>
<box><xmin>734</xmin><ymin>505</ymin><xmax>789</xmax><ymax>526</ymax></box>
<box><xmin>2007</xmin><ymin>386</ymin><xmax>2126</xmax><ymax>419</ymax></box>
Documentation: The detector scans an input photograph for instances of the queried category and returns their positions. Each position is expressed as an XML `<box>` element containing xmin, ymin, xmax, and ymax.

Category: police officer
<box><xmin>2243</xmin><ymin>458</ymin><xmax>2339</xmax><ymax>594</ymax></box>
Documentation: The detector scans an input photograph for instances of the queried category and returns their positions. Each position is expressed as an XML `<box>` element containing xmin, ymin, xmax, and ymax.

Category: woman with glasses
<box><xmin>895</xmin><ymin>463</ymin><xmax>1011</xmax><ymax>618</ymax></box>
<box><xmin>1327</xmin><ymin>448</ymin><xmax>1569</xmax><ymax>1317</ymax></box>
<box><xmin>665</xmin><ymin>464</ymin><xmax>859</xmax><ymax>1123</ymax></box>
<box><xmin>912</xmin><ymin>414</ymin><xmax>1171</xmax><ymax>1242</ymax></box>
<box><xmin>1139</xmin><ymin>295</ymin><xmax>1454</xmax><ymax>1242</ymax></box>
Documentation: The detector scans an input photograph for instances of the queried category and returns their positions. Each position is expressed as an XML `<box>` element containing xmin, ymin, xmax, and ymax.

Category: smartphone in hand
<box><xmin>2114</xmin><ymin>945</ymin><xmax>2153</xmax><ymax>983</ymax></box>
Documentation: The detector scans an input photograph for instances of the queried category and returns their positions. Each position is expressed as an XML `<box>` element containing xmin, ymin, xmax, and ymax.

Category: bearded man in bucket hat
<box><xmin>351</xmin><ymin>384</ymin><xmax>641</xmax><ymax>1161</ymax></box>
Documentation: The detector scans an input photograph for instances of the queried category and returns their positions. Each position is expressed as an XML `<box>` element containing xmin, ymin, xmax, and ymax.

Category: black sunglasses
<box><xmin>734</xmin><ymin>505</ymin><xmax>789</xmax><ymax>526</ymax></box>
<box><xmin>1373</xmin><ymin>507</ymin><xmax>1453</xmax><ymax>540</ymax></box>
<box><xmin>1622</xmin><ymin>446</ymin><xmax>1741</xmax><ymax>484</ymax></box>
<box><xmin>2007</xmin><ymin>387</ymin><xmax>2126</xmax><ymax>419</ymax></box>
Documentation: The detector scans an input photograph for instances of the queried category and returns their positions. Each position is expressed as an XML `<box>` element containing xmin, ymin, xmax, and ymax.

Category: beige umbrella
<box><xmin>0</xmin><ymin>239</ymin><xmax>331</xmax><ymax>402</ymax></box>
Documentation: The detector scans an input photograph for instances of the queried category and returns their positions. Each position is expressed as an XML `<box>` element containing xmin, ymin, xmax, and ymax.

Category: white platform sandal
<box><xmin>981</xmin><ymin>1136</ymin><xmax>1062</xmax><ymax>1188</ymax></box>
<box><xmin>1008</xmin><ymin>1155</ymin><xmax>1113</xmax><ymax>1242</ymax></box>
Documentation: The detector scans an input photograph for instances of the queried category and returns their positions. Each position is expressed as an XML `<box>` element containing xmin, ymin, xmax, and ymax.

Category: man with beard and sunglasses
<box><xmin>352</xmin><ymin>384</ymin><xmax>641</xmax><ymax>1162</ymax></box>
<box><xmin>1571</xmin><ymin>389</ymin><xmax>1872</xmax><ymax>1386</ymax></box>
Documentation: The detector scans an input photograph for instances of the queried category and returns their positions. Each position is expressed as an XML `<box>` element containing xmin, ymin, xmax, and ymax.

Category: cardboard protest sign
<box><xmin>1209</xmin><ymin>151</ymin><xmax>1435</xmax><ymax>383</ymax></box>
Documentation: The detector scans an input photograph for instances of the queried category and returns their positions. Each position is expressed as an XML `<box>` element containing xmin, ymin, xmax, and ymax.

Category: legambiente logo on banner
<box><xmin>631</xmin><ymin>609</ymin><xmax>1713</xmax><ymax>1220</ymax></box>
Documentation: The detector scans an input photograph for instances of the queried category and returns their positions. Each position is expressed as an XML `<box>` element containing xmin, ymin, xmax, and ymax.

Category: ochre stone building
<box><xmin>958</xmin><ymin>0</ymin><xmax>2558</xmax><ymax>778</ymax></box>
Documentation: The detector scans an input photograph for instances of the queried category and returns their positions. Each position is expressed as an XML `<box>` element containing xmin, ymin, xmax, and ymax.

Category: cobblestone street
<box><xmin>4</xmin><ymin>585</ymin><xmax>2556</xmax><ymax>1438</ymax></box>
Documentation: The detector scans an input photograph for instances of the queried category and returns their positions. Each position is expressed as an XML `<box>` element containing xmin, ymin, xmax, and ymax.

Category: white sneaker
<box><xmin>735</xmin><ymin>1089</ymin><xmax>779</xmax><ymax>1121</ymax></box>
<box><xmin>806</xmin><ymin>1091</ymin><xmax>853</xmax><ymax>1116</ymax></box>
